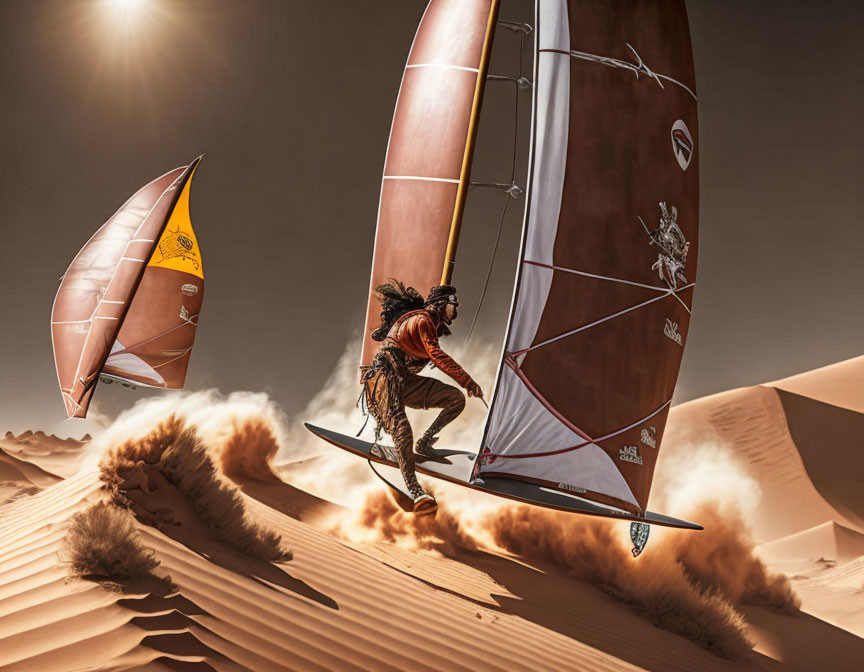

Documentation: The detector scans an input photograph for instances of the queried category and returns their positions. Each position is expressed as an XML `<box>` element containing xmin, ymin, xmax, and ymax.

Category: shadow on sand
<box><xmin>123</xmin><ymin>469</ymin><xmax>339</xmax><ymax>611</ymax></box>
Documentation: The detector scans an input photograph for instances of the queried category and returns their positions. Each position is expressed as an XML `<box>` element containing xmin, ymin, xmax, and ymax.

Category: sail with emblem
<box><xmin>308</xmin><ymin>0</ymin><xmax>700</xmax><ymax>537</ymax></box>
<box><xmin>476</xmin><ymin>0</ymin><xmax>699</xmax><ymax>517</ymax></box>
<box><xmin>51</xmin><ymin>157</ymin><xmax>204</xmax><ymax>418</ymax></box>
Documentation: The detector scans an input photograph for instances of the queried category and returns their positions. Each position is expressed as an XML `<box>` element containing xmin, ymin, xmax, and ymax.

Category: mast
<box><xmin>441</xmin><ymin>0</ymin><xmax>501</xmax><ymax>285</ymax></box>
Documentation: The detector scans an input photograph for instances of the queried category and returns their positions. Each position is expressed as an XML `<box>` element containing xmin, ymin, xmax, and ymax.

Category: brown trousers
<box><xmin>364</xmin><ymin>372</ymin><xmax>465</xmax><ymax>495</ymax></box>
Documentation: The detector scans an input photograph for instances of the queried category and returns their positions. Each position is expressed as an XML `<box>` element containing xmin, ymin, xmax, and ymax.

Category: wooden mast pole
<box><xmin>441</xmin><ymin>0</ymin><xmax>502</xmax><ymax>285</ymax></box>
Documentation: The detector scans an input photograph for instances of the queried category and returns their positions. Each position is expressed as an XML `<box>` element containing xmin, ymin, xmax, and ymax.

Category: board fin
<box><xmin>630</xmin><ymin>522</ymin><xmax>651</xmax><ymax>557</ymax></box>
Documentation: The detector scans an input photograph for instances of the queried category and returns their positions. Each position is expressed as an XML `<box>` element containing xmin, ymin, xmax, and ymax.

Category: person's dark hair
<box><xmin>424</xmin><ymin>284</ymin><xmax>457</xmax><ymax>307</ymax></box>
<box><xmin>371</xmin><ymin>280</ymin><xmax>425</xmax><ymax>341</ymax></box>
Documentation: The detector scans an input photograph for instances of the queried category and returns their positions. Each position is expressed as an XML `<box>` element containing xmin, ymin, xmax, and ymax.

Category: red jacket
<box><xmin>384</xmin><ymin>310</ymin><xmax>473</xmax><ymax>388</ymax></box>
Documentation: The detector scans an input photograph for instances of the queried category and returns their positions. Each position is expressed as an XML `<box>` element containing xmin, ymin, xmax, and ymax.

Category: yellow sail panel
<box><xmin>147</xmin><ymin>164</ymin><xmax>203</xmax><ymax>279</ymax></box>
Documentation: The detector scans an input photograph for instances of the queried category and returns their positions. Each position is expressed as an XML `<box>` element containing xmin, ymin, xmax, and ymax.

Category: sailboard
<box><xmin>309</xmin><ymin>0</ymin><xmax>701</xmax><ymax>547</ymax></box>
<box><xmin>307</xmin><ymin>424</ymin><xmax>701</xmax><ymax>530</ymax></box>
<box><xmin>51</xmin><ymin>157</ymin><xmax>205</xmax><ymax>418</ymax></box>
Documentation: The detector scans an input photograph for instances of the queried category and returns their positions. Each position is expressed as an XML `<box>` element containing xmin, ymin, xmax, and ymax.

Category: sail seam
<box><xmin>405</xmin><ymin>63</ymin><xmax>480</xmax><ymax>73</ymax></box>
<box><xmin>594</xmin><ymin>399</ymin><xmax>672</xmax><ymax>444</ymax></box>
<box><xmin>503</xmin><ymin>356</ymin><xmax>595</xmax><ymax>443</ymax></box>
<box><xmin>523</xmin><ymin>259</ymin><xmax>692</xmax><ymax>293</ymax></box>
<box><xmin>109</xmin><ymin>315</ymin><xmax>199</xmax><ymax>359</ymax></box>
<box><xmin>151</xmin><ymin>346</ymin><xmax>194</xmax><ymax>369</ymax></box>
<box><xmin>512</xmin><ymin>286</ymin><xmax>693</xmax><ymax>356</ymax></box>
<box><xmin>487</xmin><ymin>378</ymin><xmax>671</xmax><ymax>460</ymax></box>
<box><xmin>382</xmin><ymin>176</ymin><xmax>460</xmax><ymax>184</ymax></box>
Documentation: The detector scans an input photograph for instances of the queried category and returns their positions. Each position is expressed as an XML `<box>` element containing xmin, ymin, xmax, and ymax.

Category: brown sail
<box><xmin>51</xmin><ymin>158</ymin><xmax>201</xmax><ymax>417</ymax></box>
<box><xmin>361</xmin><ymin>0</ymin><xmax>500</xmax><ymax>365</ymax></box>
<box><xmin>477</xmin><ymin>0</ymin><xmax>699</xmax><ymax>514</ymax></box>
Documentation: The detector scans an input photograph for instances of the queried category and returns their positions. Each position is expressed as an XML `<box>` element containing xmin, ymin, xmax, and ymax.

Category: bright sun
<box><xmin>103</xmin><ymin>0</ymin><xmax>148</xmax><ymax>26</ymax></box>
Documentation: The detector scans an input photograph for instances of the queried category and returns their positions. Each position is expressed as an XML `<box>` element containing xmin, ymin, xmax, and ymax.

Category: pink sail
<box><xmin>51</xmin><ymin>158</ymin><xmax>202</xmax><ymax>417</ymax></box>
<box><xmin>361</xmin><ymin>0</ymin><xmax>500</xmax><ymax>365</ymax></box>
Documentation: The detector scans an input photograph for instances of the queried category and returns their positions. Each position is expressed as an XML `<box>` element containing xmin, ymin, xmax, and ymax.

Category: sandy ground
<box><xmin>1</xmin><ymin>356</ymin><xmax>863</xmax><ymax>671</ymax></box>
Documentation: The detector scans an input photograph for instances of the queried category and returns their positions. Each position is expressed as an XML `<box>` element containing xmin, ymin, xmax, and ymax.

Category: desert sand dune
<box><xmin>664</xmin><ymin>381</ymin><xmax>864</xmax><ymax>542</ymax></box>
<box><xmin>0</xmin><ymin>431</ymin><xmax>89</xmax><ymax>480</ymax></box>
<box><xmin>772</xmin><ymin>389</ymin><xmax>864</xmax><ymax>531</ymax></box>
<box><xmin>662</xmin><ymin>356</ymin><xmax>864</xmax><ymax>646</ymax></box>
<box><xmin>0</xmin><ymin>455</ymin><xmax>858</xmax><ymax>671</ymax></box>
<box><xmin>3</xmin><ymin>359</ymin><xmax>864</xmax><ymax>671</ymax></box>
<box><xmin>758</xmin><ymin>522</ymin><xmax>864</xmax><ymax>565</ymax></box>
<box><xmin>0</xmin><ymin>446</ymin><xmax>61</xmax><ymax>504</ymax></box>
<box><xmin>768</xmin><ymin>355</ymin><xmax>864</xmax><ymax>413</ymax></box>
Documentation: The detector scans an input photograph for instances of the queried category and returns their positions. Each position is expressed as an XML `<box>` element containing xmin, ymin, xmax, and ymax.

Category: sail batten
<box><xmin>478</xmin><ymin>0</ymin><xmax>699</xmax><ymax>514</ymax></box>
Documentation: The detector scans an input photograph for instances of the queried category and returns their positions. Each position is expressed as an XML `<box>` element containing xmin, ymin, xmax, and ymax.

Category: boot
<box><xmin>415</xmin><ymin>431</ymin><xmax>439</xmax><ymax>457</ymax></box>
<box><xmin>401</xmin><ymin>465</ymin><xmax>438</xmax><ymax>516</ymax></box>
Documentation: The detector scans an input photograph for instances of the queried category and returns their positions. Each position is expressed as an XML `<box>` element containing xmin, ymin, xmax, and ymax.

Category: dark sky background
<box><xmin>1</xmin><ymin>0</ymin><xmax>862</xmax><ymax>433</ymax></box>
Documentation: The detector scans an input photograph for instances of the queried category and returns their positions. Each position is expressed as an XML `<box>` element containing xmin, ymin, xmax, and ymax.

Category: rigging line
<box><xmin>523</xmin><ymin>260</ymin><xmax>678</xmax><ymax>292</ymax></box>
<box><xmin>486</xmin><ymin>395</ymin><xmax>672</xmax><ymax>460</ymax></box>
<box><xmin>524</xmin><ymin>260</ymin><xmax>694</xmax><ymax>313</ymax></box>
<box><xmin>465</xmin><ymin>195</ymin><xmax>511</xmax><ymax>345</ymax></box>
<box><xmin>594</xmin><ymin>399</ymin><xmax>672</xmax><ymax>444</ymax></box>
<box><xmin>109</xmin><ymin>315</ymin><xmax>200</xmax><ymax>358</ymax></box>
<box><xmin>539</xmin><ymin>46</ymin><xmax>697</xmax><ymax>101</ymax></box>
<box><xmin>511</xmin><ymin>291</ymin><xmax>680</xmax><ymax>356</ymax></box>
<box><xmin>670</xmin><ymin>290</ymin><xmax>692</xmax><ymax>314</ymax></box>
<box><xmin>465</xmin><ymin>23</ymin><xmax>526</xmax><ymax>347</ymax></box>
<box><xmin>151</xmin><ymin>346</ymin><xmax>194</xmax><ymax>369</ymax></box>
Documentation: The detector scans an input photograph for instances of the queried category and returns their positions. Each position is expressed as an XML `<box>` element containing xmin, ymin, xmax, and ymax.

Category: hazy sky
<box><xmin>1</xmin><ymin>0</ymin><xmax>862</xmax><ymax>433</ymax></box>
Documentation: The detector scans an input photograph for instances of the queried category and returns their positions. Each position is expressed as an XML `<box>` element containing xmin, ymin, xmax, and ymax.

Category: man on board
<box><xmin>362</xmin><ymin>281</ymin><xmax>483</xmax><ymax>515</ymax></box>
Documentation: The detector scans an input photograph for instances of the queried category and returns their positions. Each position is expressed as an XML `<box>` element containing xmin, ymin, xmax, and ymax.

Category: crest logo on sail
<box><xmin>619</xmin><ymin>445</ymin><xmax>643</xmax><ymax>465</ymax></box>
<box><xmin>664</xmin><ymin>318</ymin><xmax>683</xmax><ymax>346</ymax></box>
<box><xmin>640</xmin><ymin>426</ymin><xmax>657</xmax><ymax>449</ymax></box>
<box><xmin>671</xmin><ymin>119</ymin><xmax>693</xmax><ymax>170</ymax></box>
<box><xmin>156</xmin><ymin>226</ymin><xmax>199</xmax><ymax>270</ymax></box>
<box><xmin>640</xmin><ymin>202</ymin><xmax>690</xmax><ymax>289</ymax></box>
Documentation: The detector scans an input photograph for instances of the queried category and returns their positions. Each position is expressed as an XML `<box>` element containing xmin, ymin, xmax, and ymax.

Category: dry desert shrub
<box><xmin>486</xmin><ymin>505</ymin><xmax>754</xmax><ymax>660</ymax></box>
<box><xmin>100</xmin><ymin>416</ymin><xmax>291</xmax><ymax>563</ymax></box>
<box><xmin>64</xmin><ymin>501</ymin><xmax>172</xmax><ymax>590</ymax></box>
<box><xmin>220</xmin><ymin>417</ymin><xmax>280</xmax><ymax>481</ymax></box>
